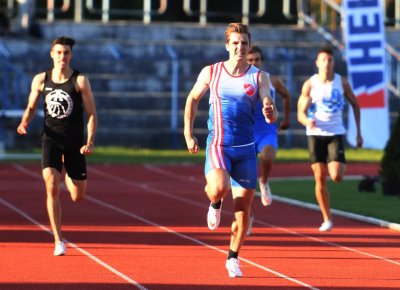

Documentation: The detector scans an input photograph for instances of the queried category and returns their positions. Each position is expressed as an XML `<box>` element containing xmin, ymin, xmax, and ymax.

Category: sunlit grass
<box><xmin>3</xmin><ymin>147</ymin><xmax>383</xmax><ymax>164</ymax></box>
<box><xmin>89</xmin><ymin>147</ymin><xmax>383</xmax><ymax>164</ymax></box>
<box><xmin>271</xmin><ymin>179</ymin><xmax>400</xmax><ymax>224</ymax></box>
<box><xmin>276</xmin><ymin>148</ymin><xmax>383</xmax><ymax>162</ymax></box>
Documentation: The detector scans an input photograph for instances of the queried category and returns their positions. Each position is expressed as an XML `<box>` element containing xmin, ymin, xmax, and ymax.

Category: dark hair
<box><xmin>317</xmin><ymin>47</ymin><xmax>334</xmax><ymax>56</ymax></box>
<box><xmin>224</xmin><ymin>23</ymin><xmax>251</xmax><ymax>44</ymax></box>
<box><xmin>51</xmin><ymin>36</ymin><xmax>75</xmax><ymax>50</ymax></box>
<box><xmin>249</xmin><ymin>45</ymin><xmax>264</xmax><ymax>61</ymax></box>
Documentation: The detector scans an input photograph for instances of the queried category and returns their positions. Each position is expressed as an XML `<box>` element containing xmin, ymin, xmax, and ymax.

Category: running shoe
<box><xmin>319</xmin><ymin>220</ymin><xmax>333</xmax><ymax>232</ymax></box>
<box><xmin>226</xmin><ymin>258</ymin><xmax>243</xmax><ymax>277</ymax></box>
<box><xmin>246</xmin><ymin>212</ymin><xmax>254</xmax><ymax>236</ymax></box>
<box><xmin>207</xmin><ymin>202</ymin><xmax>222</xmax><ymax>230</ymax></box>
<box><xmin>260</xmin><ymin>180</ymin><xmax>272</xmax><ymax>206</ymax></box>
<box><xmin>54</xmin><ymin>241</ymin><xmax>66</xmax><ymax>256</ymax></box>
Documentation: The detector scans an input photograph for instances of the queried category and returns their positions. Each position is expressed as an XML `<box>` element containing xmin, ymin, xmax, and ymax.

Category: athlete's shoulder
<box><xmin>257</xmin><ymin>69</ymin><xmax>269</xmax><ymax>80</ymax></box>
<box><xmin>32</xmin><ymin>72</ymin><xmax>46</xmax><ymax>84</ymax></box>
<box><xmin>74</xmin><ymin>68</ymin><xmax>90</xmax><ymax>85</ymax></box>
<box><xmin>247</xmin><ymin>65</ymin><xmax>261</xmax><ymax>77</ymax></box>
<box><xmin>197</xmin><ymin>65</ymin><xmax>214</xmax><ymax>85</ymax></box>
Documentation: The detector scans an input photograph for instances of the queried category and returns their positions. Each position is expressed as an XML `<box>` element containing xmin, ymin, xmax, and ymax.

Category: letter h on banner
<box><xmin>342</xmin><ymin>0</ymin><xmax>390</xmax><ymax>149</ymax></box>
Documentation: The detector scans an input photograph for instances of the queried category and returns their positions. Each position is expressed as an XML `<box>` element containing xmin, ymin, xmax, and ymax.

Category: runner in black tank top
<box><xmin>16</xmin><ymin>36</ymin><xmax>97</xmax><ymax>257</ymax></box>
<box><xmin>42</xmin><ymin>69</ymin><xmax>84</xmax><ymax>143</ymax></box>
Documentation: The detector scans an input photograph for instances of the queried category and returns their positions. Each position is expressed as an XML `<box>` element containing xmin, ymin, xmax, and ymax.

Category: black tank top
<box><xmin>41</xmin><ymin>70</ymin><xmax>84</xmax><ymax>143</ymax></box>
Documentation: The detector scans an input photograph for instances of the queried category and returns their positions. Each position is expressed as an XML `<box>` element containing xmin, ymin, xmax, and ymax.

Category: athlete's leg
<box><xmin>205</xmin><ymin>169</ymin><xmax>231</xmax><ymax>203</ymax></box>
<box><xmin>311</xmin><ymin>162</ymin><xmax>331</xmax><ymax>222</ymax></box>
<box><xmin>63</xmin><ymin>143</ymin><xmax>88</xmax><ymax>202</ymax></box>
<box><xmin>42</xmin><ymin>140</ymin><xmax>64</xmax><ymax>244</ymax></box>
<box><xmin>65</xmin><ymin>174</ymin><xmax>87</xmax><ymax>202</ymax></box>
<box><xmin>204</xmin><ymin>144</ymin><xmax>232</xmax><ymax>203</ymax></box>
<box><xmin>327</xmin><ymin>135</ymin><xmax>347</xmax><ymax>183</ymax></box>
<box><xmin>230</xmin><ymin>187</ymin><xmax>254</xmax><ymax>251</ymax></box>
<box><xmin>327</xmin><ymin>161</ymin><xmax>346</xmax><ymax>183</ymax></box>
<box><xmin>259</xmin><ymin>145</ymin><xmax>277</xmax><ymax>184</ymax></box>
<box><xmin>229</xmin><ymin>144</ymin><xmax>257</xmax><ymax>250</ymax></box>
<box><xmin>43</xmin><ymin>167</ymin><xmax>63</xmax><ymax>243</ymax></box>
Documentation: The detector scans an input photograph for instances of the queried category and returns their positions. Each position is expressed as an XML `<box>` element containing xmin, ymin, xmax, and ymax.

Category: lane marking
<box><xmin>145</xmin><ymin>164</ymin><xmax>400</xmax><ymax>232</ymax></box>
<box><xmin>144</xmin><ymin>164</ymin><xmax>400</xmax><ymax>267</ymax></box>
<box><xmin>272</xmin><ymin>195</ymin><xmax>400</xmax><ymax>232</ymax></box>
<box><xmin>9</xmin><ymin>163</ymin><xmax>148</xmax><ymax>290</ymax></box>
<box><xmin>87</xmin><ymin>194</ymin><xmax>319</xmax><ymax>289</ymax></box>
<box><xmin>12</xmin><ymin>163</ymin><xmax>320</xmax><ymax>289</ymax></box>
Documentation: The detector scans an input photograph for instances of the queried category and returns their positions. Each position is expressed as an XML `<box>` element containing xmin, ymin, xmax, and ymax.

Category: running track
<box><xmin>0</xmin><ymin>162</ymin><xmax>399</xmax><ymax>289</ymax></box>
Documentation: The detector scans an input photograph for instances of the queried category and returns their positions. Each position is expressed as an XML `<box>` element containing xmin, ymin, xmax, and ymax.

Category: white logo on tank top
<box><xmin>45</xmin><ymin>89</ymin><xmax>73</xmax><ymax>119</ymax></box>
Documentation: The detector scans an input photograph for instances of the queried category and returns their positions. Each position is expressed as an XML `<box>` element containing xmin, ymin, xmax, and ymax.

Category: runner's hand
<box><xmin>278</xmin><ymin>120</ymin><xmax>290</xmax><ymax>131</ymax></box>
<box><xmin>263</xmin><ymin>99</ymin><xmax>277</xmax><ymax>123</ymax></box>
<box><xmin>186</xmin><ymin>136</ymin><xmax>199</xmax><ymax>154</ymax></box>
<box><xmin>17</xmin><ymin>123</ymin><xmax>28</xmax><ymax>135</ymax></box>
<box><xmin>80</xmin><ymin>143</ymin><xmax>94</xmax><ymax>155</ymax></box>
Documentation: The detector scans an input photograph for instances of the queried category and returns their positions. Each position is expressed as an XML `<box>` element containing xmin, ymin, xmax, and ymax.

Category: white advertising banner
<box><xmin>342</xmin><ymin>0</ymin><xmax>390</xmax><ymax>149</ymax></box>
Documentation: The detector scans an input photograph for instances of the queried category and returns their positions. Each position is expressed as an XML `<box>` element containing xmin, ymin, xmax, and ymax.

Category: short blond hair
<box><xmin>224</xmin><ymin>23</ymin><xmax>251</xmax><ymax>44</ymax></box>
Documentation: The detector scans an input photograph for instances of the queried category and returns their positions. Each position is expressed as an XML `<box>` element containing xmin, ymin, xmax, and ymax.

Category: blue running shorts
<box><xmin>205</xmin><ymin>143</ymin><xmax>257</xmax><ymax>189</ymax></box>
<box><xmin>254</xmin><ymin>131</ymin><xmax>278</xmax><ymax>154</ymax></box>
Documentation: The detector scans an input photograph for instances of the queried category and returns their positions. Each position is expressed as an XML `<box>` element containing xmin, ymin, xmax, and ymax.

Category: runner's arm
<box><xmin>78</xmin><ymin>74</ymin><xmax>97</xmax><ymax>155</ymax></box>
<box><xmin>342</xmin><ymin>77</ymin><xmax>363</xmax><ymax>148</ymax></box>
<box><xmin>259</xmin><ymin>71</ymin><xmax>278</xmax><ymax>123</ymax></box>
<box><xmin>184</xmin><ymin>66</ymin><xmax>211</xmax><ymax>154</ymax></box>
<box><xmin>272</xmin><ymin>76</ymin><xmax>291</xmax><ymax>130</ymax></box>
<box><xmin>17</xmin><ymin>73</ymin><xmax>45</xmax><ymax>135</ymax></box>
<box><xmin>297</xmin><ymin>79</ymin><xmax>314</xmax><ymax>128</ymax></box>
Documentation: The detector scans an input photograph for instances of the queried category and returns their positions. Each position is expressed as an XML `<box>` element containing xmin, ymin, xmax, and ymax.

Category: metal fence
<box><xmin>3</xmin><ymin>0</ymin><xmax>400</xmax><ymax>26</ymax></box>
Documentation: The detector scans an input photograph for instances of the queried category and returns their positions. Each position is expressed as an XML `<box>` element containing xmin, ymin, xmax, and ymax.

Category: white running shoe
<box><xmin>207</xmin><ymin>202</ymin><xmax>222</xmax><ymax>230</ymax></box>
<box><xmin>226</xmin><ymin>258</ymin><xmax>243</xmax><ymax>278</ymax></box>
<box><xmin>260</xmin><ymin>181</ymin><xmax>272</xmax><ymax>206</ymax></box>
<box><xmin>54</xmin><ymin>241</ymin><xmax>66</xmax><ymax>256</ymax></box>
<box><xmin>319</xmin><ymin>220</ymin><xmax>333</xmax><ymax>232</ymax></box>
<box><xmin>246</xmin><ymin>212</ymin><xmax>254</xmax><ymax>236</ymax></box>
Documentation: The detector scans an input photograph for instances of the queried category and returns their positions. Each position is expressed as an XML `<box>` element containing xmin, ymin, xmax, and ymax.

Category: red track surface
<box><xmin>0</xmin><ymin>162</ymin><xmax>399</xmax><ymax>290</ymax></box>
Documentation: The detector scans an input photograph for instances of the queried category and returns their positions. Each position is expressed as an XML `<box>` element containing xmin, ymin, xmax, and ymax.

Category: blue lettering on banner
<box><xmin>348</xmin><ymin>0</ymin><xmax>378</xmax><ymax>8</ymax></box>
<box><xmin>349</xmin><ymin>14</ymin><xmax>380</xmax><ymax>33</ymax></box>
<box><xmin>344</xmin><ymin>0</ymin><xmax>386</xmax><ymax>109</ymax></box>
<box><xmin>349</xmin><ymin>41</ymin><xmax>382</xmax><ymax>65</ymax></box>
<box><xmin>344</xmin><ymin>0</ymin><xmax>388</xmax><ymax>149</ymax></box>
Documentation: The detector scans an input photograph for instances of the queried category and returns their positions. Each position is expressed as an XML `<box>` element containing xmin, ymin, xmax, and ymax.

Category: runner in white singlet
<box><xmin>297</xmin><ymin>47</ymin><xmax>363</xmax><ymax>232</ymax></box>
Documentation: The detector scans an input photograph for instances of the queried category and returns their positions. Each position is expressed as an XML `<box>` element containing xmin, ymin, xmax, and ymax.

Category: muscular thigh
<box><xmin>228</xmin><ymin>145</ymin><xmax>257</xmax><ymax>189</ymax></box>
<box><xmin>205</xmin><ymin>144</ymin><xmax>257</xmax><ymax>189</ymax></box>
<box><xmin>205</xmin><ymin>144</ymin><xmax>232</xmax><ymax>175</ymax></box>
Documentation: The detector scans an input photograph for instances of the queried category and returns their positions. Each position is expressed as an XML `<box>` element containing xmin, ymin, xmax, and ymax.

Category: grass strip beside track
<box><xmin>1</xmin><ymin>148</ymin><xmax>383</xmax><ymax>164</ymax></box>
<box><xmin>87</xmin><ymin>147</ymin><xmax>384</xmax><ymax>164</ymax></box>
<box><xmin>269</xmin><ymin>179</ymin><xmax>400</xmax><ymax>224</ymax></box>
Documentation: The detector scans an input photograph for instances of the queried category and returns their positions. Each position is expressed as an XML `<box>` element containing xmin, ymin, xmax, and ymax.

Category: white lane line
<box><xmin>12</xmin><ymin>163</ymin><xmax>320</xmax><ymax>289</ymax></box>
<box><xmin>144</xmin><ymin>164</ymin><xmax>400</xmax><ymax>267</ymax></box>
<box><xmin>9</xmin><ymin>163</ymin><xmax>148</xmax><ymax>290</ymax></box>
<box><xmin>272</xmin><ymin>195</ymin><xmax>400</xmax><ymax>232</ymax></box>
<box><xmin>85</xmin><ymin>189</ymin><xmax>320</xmax><ymax>290</ymax></box>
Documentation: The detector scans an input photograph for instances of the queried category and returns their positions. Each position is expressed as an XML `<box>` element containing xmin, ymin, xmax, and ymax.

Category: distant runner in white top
<box><xmin>297</xmin><ymin>47</ymin><xmax>363</xmax><ymax>232</ymax></box>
